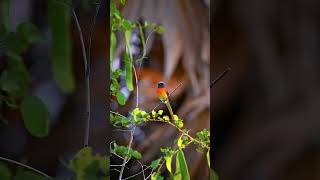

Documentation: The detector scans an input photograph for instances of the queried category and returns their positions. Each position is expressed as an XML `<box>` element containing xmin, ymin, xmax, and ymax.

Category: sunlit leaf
<box><xmin>174</xmin><ymin>149</ymin><xmax>190</xmax><ymax>180</ymax></box>
<box><xmin>116</xmin><ymin>91</ymin><xmax>126</xmax><ymax>105</ymax></box>
<box><xmin>150</xmin><ymin>158</ymin><xmax>161</xmax><ymax>170</ymax></box>
<box><xmin>20</xmin><ymin>96</ymin><xmax>50</xmax><ymax>138</ymax></box>
<box><xmin>70</xmin><ymin>147</ymin><xmax>109</xmax><ymax>180</ymax></box>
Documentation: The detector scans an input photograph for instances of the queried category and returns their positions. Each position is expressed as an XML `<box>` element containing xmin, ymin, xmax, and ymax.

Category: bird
<box><xmin>156</xmin><ymin>81</ymin><xmax>175</xmax><ymax>120</ymax></box>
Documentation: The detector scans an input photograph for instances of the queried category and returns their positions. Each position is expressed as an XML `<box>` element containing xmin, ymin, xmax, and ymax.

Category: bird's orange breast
<box><xmin>156</xmin><ymin>88</ymin><xmax>168</xmax><ymax>100</ymax></box>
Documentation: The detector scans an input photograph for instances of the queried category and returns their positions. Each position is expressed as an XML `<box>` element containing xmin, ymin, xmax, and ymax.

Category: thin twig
<box><xmin>133</xmin><ymin>65</ymin><xmax>139</xmax><ymax>108</ymax></box>
<box><xmin>0</xmin><ymin>157</ymin><xmax>53</xmax><ymax>179</ymax></box>
<box><xmin>122</xmin><ymin>165</ymin><xmax>151</xmax><ymax>180</ymax></box>
<box><xmin>148</xmin><ymin>119</ymin><xmax>210</xmax><ymax>150</ymax></box>
<box><xmin>118</xmin><ymin>126</ymin><xmax>136</xmax><ymax>180</ymax></box>
<box><xmin>72</xmin><ymin>9</ymin><xmax>91</xmax><ymax>147</ymax></box>
<box><xmin>210</xmin><ymin>67</ymin><xmax>231</xmax><ymax>88</ymax></box>
<box><xmin>87</xmin><ymin>0</ymin><xmax>101</xmax><ymax>70</ymax></box>
<box><xmin>110</xmin><ymin>111</ymin><xmax>127</xmax><ymax>118</ymax></box>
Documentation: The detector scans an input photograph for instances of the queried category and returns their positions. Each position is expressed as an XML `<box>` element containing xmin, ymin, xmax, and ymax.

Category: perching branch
<box><xmin>147</xmin><ymin>119</ymin><xmax>210</xmax><ymax>150</ymax></box>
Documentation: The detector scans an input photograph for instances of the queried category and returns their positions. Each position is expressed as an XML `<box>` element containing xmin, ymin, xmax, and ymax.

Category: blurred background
<box><xmin>110</xmin><ymin>0</ymin><xmax>210</xmax><ymax>179</ymax></box>
<box><xmin>0</xmin><ymin>0</ymin><xmax>108</xmax><ymax>178</ymax></box>
<box><xmin>212</xmin><ymin>0</ymin><xmax>320</xmax><ymax>179</ymax></box>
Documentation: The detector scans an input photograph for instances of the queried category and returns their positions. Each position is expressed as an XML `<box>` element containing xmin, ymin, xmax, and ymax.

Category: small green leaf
<box><xmin>151</xmin><ymin>110</ymin><xmax>156</xmax><ymax>118</ymax></box>
<box><xmin>130</xmin><ymin>150</ymin><xmax>142</xmax><ymax>159</ymax></box>
<box><xmin>163</xmin><ymin>116</ymin><xmax>170</xmax><ymax>121</ymax></box>
<box><xmin>20</xmin><ymin>96</ymin><xmax>50</xmax><ymax>138</ymax></box>
<box><xmin>0</xmin><ymin>162</ymin><xmax>11</xmax><ymax>180</ymax></box>
<box><xmin>123</xmin><ymin>20</ymin><xmax>132</xmax><ymax>31</ymax></box>
<box><xmin>157</xmin><ymin>110</ymin><xmax>163</xmax><ymax>115</ymax></box>
<box><xmin>48</xmin><ymin>0</ymin><xmax>75</xmax><ymax>93</ymax></box>
<box><xmin>174</xmin><ymin>149</ymin><xmax>190</xmax><ymax>180</ymax></box>
<box><xmin>150</xmin><ymin>158</ymin><xmax>161</xmax><ymax>170</ymax></box>
<box><xmin>156</xmin><ymin>26</ymin><xmax>165</xmax><ymax>34</ymax></box>
<box><xmin>116</xmin><ymin>91</ymin><xmax>126</xmax><ymax>105</ymax></box>
<box><xmin>112</xmin><ymin>142</ymin><xmax>142</xmax><ymax>160</ymax></box>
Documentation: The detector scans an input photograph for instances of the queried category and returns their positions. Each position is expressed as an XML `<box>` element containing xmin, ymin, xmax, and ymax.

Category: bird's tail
<box><xmin>165</xmin><ymin>99</ymin><xmax>175</xmax><ymax>121</ymax></box>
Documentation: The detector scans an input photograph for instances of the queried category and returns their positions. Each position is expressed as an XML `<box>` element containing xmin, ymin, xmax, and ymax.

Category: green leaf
<box><xmin>110</xmin><ymin>32</ymin><xmax>116</xmax><ymax>67</ymax></box>
<box><xmin>123</xmin><ymin>20</ymin><xmax>132</xmax><ymax>31</ymax></box>
<box><xmin>156</xmin><ymin>26</ymin><xmax>165</xmax><ymax>34</ymax></box>
<box><xmin>123</xmin><ymin>52</ymin><xmax>133</xmax><ymax>91</ymax></box>
<box><xmin>17</xmin><ymin>22</ymin><xmax>44</xmax><ymax>43</ymax></box>
<box><xmin>165</xmin><ymin>155</ymin><xmax>173</xmax><ymax>174</ymax></box>
<box><xmin>0</xmin><ymin>162</ymin><xmax>11</xmax><ymax>180</ymax></box>
<box><xmin>150</xmin><ymin>158</ymin><xmax>161</xmax><ymax>170</ymax></box>
<box><xmin>70</xmin><ymin>147</ymin><xmax>109</xmax><ymax>180</ymax></box>
<box><xmin>48</xmin><ymin>0</ymin><xmax>75</xmax><ymax>93</ymax></box>
<box><xmin>110</xmin><ymin>113</ymin><xmax>131</xmax><ymax>128</ymax></box>
<box><xmin>116</xmin><ymin>91</ymin><xmax>126</xmax><ymax>105</ymax></box>
<box><xmin>20</xmin><ymin>96</ymin><xmax>50</xmax><ymax>138</ymax></box>
<box><xmin>210</xmin><ymin>168</ymin><xmax>219</xmax><ymax>180</ymax></box>
<box><xmin>111</xmin><ymin>142</ymin><xmax>142</xmax><ymax>160</ymax></box>
<box><xmin>130</xmin><ymin>150</ymin><xmax>142</xmax><ymax>159</ymax></box>
<box><xmin>157</xmin><ymin>110</ymin><xmax>163</xmax><ymax>115</ymax></box>
<box><xmin>163</xmin><ymin>115</ymin><xmax>170</xmax><ymax>121</ymax></box>
<box><xmin>174</xmin><ymin>149</ymin><xmax>190</xmax><ymax>180</ymax></box>
<box><xmin>14</xmin><ymin>170</ymin><xmax>48</xmax><ymax>180</ymax></box>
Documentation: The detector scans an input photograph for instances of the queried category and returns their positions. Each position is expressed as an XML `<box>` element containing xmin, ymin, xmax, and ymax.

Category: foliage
<box><xmin>0</xmin><ymin>19</ymin><xmax>51</xmax><ymax>138</ymax></box>
<box><xmin>111</xmin><ymin>142</ymin><xmax>142</xmax><ymax>160</ymax></box>
<box><xmin>69</xmin><ymin>147</ymin><xmax>109</xmax><ymax>180</ymax></box>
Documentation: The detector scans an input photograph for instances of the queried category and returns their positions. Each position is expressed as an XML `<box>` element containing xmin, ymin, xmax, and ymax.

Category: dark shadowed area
<box><xmin>212</xmin><ymin>0</ymin><xmax>320</xmax><ymax>179</ymax></box>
